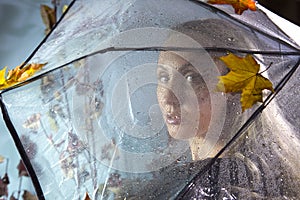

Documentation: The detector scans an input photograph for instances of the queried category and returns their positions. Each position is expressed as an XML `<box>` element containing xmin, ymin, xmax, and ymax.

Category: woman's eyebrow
<box><xmin>157</xmin><ymin>64</ymin><xmax>169</xmax><ymax>72</ymax></box>
<box><xmin>157</xmin><ymin>62</ymin><xmax>194</xmax><ymax>74</ymax></box>
<box><xmin>179</xmin><ymin>63</ymin><xmax>196</xmax><ymax>74</ymax></box>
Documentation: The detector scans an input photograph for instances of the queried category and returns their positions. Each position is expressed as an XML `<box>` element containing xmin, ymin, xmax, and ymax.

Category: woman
<box><xmin>156</xmin><ymin>18</ymin><xmax>300</xmax><ymax>199</ymax></box>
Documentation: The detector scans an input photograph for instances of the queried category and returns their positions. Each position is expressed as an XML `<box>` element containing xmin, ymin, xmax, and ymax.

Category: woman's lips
<box><xmin>166</xmin><ymin>113</ymin><xmax>181</xmax><ymax>125</ymax></box>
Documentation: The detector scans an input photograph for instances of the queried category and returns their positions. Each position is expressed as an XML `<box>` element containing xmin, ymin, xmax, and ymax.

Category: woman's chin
<box><xmin>167</xmin><ymin>123</ymin><xmax>207</xmax><ymax>140</ymax></box>
<box><xmin>167</xmin><ymin>125</ymin><xmax>198</xmax><ymax>140</ymax></box>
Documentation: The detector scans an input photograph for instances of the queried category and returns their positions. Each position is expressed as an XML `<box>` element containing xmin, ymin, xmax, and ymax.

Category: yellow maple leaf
<box><xmin>62</xmin><ymin>5</ymin><xmax>69</xmax><ymax>13</ymax></box>
<box><xmin>18</xmin><ymin>63</ymin><xmax>45</xmax><ymax>82</ymax></box>
<box><xmin>0</xmin><ymin>67</ymin><xmax>7</xmax><ymax>85</ymax></box>
<box><xmin>7</xmin><ymin>66</ymin><xmax>24</xmax><ymax>83</ymax></box>
<box><xmin>208</xmin><ymin>0</ymin><xmax>256</xmax><ymax>15</ymax></box>
<box><xmin>0</xmin><ymin>63</ymin><xmax>46</xmax><ymax>90</ymax></box>
<box><xmin>216</xmin><ymin>53</ymin><xmax>274</xmax><ymax>112</ymax></box>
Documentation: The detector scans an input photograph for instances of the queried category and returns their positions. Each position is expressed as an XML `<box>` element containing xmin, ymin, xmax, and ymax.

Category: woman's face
<box><xmin>157</xmin><ymin>52</ymin><xmax>211</xmax><ymax>139</ymax></box>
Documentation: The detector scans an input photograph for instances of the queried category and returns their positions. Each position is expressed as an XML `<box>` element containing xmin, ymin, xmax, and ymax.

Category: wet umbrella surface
<box><xmin>0</xmin><ymin>0</ymin><xmax>299</xmax><ymax>199</ymax></box>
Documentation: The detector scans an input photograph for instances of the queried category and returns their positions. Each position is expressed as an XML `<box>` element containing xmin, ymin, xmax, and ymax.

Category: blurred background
<box><xmin>0</xmin><ymin>0</ymin><xmax>68</xmax><ymax>198</ymax></box>
<box><xmin>259</xmin><ymin>0</ymin><xmax>300</xmax><ymax>26</ymax></box>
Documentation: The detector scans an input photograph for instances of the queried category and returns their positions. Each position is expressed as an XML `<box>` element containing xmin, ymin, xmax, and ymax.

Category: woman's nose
<box><xmin>164</xmin><ymin>88</ymin><xmax>180</xmax><ymax>106</ymax></box>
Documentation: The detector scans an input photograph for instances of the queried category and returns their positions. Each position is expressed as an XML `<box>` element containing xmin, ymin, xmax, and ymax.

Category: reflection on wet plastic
<box><xmin>1</xmin><ymin>0</ymin><xmax>300</xmax><ymax>199</ymax></box>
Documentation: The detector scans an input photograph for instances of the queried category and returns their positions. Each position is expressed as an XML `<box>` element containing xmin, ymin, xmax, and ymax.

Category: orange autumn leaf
<box><xmin>22</xmin><ymin>190</ymin><xmax>38</xmax><ymax>200</ymax></box>
<box><xmin>40</xmin><ymin>5</ymin><xmax>56</xmax><ymax>35</ymax></box>
<box><xmin>208</xmin><ymin>0</ymin><xmax>256</xmax><ymax>15</ymax></box>
<box><xmin>17</xmin><ymin>160</ymin><xmax>29</xmax><ymax>177</ymax></box>
<box><xmin>0</xmin><ymin>63</ymin><xmax>46</xmax><ymax>90</ymax></box>
<box><xmin>0</xmin><ymin>179</ymin><xmax>8</xmax><ymax>197</ymax></box>
<box><xmin>216</xmin><ymin>53</ymin><xmax>274</xmax><ymax>112</ymax></box>
<box><xmin>40</xmin><ymin>4</ymin><xmax>68</xmax><ymax>35</ymax></box>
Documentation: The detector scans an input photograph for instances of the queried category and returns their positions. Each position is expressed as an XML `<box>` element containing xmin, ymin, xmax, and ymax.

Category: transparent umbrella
<box><xmin>0</xmin><ymin>0</ymin><xmax>299</xmax><ymax>199</ymax></box>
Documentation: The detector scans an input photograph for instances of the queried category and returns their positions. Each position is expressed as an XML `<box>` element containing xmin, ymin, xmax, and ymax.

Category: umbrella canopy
<box><xmin>0</xmin><ymin>0</ymin><xmax>299</xmax><ymax>199</ymax></box>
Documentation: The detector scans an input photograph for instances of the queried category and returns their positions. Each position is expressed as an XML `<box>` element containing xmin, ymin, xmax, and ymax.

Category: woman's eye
<box><xmin>160</xmin><ymin>75</ymin><xmax>169</xmax><ymax>83</ymax></box>
<box><xmin>186</xmin><ymin>75</ymin><xmax>193</xmax><ymax>82</ymax></box>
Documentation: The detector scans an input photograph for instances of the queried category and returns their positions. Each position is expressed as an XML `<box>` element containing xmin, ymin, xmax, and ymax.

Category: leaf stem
<box><xmin>259</xmin><ymin>62</ymin><xmax>273</xmax><ymax>74</ymax></box>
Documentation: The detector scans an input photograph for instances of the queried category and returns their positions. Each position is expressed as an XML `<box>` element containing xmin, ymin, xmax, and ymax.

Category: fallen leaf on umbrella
<box><xmin>20</xmin><ymin>135</ymin><xmax>38</xmax><ymax>159</ymax></box>
<box><xmin>0</xmin><ymin>155</ymin><xmax>4</xmax><ymax>163</ymax></box>
<box><xmin>216</xmin><ymin>53</ymin><xmax>274</xmax><ymax>111</ymax></box>
<box><xmin>0</xmin><ymin>63</ymin><xmax>46</xmax><ymax>90</ymax></box>
<box><xmin>47</xmin><ymin>115</ymin><xmax>59</xmax><ymax>132</ymax></box>
<box><xmin>59</xmin><ymin>153</ymin><xmax>75</xmax><ymax>179</ymax></box>
<box><xmin>2</xmin><ymin>173</ymin><xmax>10</xmax><ymax>185</ymax></box>
<box><xmin>0</xmin><ymin>67</ymin><xmax>6</xmax><ymax>85</ymax></box>
<box><xmin>22</xmin><ymin>190</ymin><xmax>38</xmax><ymax>200</ymax></box>
<box><xmin>207</xmin><ymin>0</ymin><xmax>256</xmax><ymax>15</ymax></box>
<box><xmin>9</xmin><ymin>194</ymin><xmax>17</xmax><ymax>200</ymax></box>
<box><xmin>23</xmin><ymin>113</ymin><xmax>41</xmax><ymax>131</ymax></box>
<box><xmin>0</xmin><ymin>179</ymin><xmax>8</xmax><ymax>197</ymax></box>
<box><xmin>100</xmin><ymin>138</ymin><xmax>119</xmax><ymax>161</ymax></box>
<box><xmin>17</xmin><ymin>160</ymin><xmax>29</xmax><ymax>177</ymax></box>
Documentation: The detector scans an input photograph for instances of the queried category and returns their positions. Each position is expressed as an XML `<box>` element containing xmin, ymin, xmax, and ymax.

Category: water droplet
<box><xmin>227</xmin><ymin>37</ymin><xmax>235</xmax><ymax>42</ymax></box>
